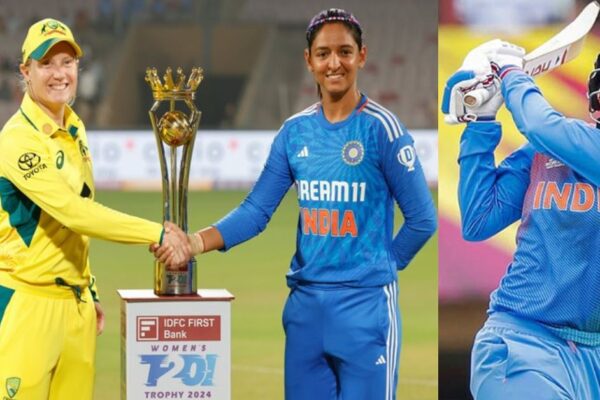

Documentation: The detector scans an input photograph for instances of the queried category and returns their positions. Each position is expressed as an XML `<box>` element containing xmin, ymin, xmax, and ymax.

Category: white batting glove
<box><xmin>471</xmin><ymin>39</ymin><xmax>526</xmax><ymax>71</ymax></box>
<box><xmin>441</xmin><ymin>50</ymin><xmax>504</xmax><ymax>124</ymax></box>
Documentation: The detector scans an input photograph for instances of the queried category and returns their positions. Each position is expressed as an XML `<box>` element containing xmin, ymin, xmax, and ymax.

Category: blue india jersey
<box><xmin>215</xmin><ymin>94</ymin><xmax>436</xmax><ymax>288</ymax></box>
<box><xmin>459</xmin><ymin>70</ymin><xmax>600</xmax><ymax>344</ymax></box>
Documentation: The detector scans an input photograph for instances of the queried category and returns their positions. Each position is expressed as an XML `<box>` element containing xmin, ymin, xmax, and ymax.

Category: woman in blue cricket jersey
<box><xmin>155</xmin><ymin>8</ymin><xmax>436</xmax><ymax>399</ymax></box>
<box><xmin>443</xmin><ymin>39</ymin><xmax>600</xmax><ymax>399</ymax></box>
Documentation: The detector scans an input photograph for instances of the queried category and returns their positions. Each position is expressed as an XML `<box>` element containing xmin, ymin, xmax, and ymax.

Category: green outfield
<box><xmin>91</xmin><ymin>190</ymin><xmax>438</xmax><ymax>399</ymax></box>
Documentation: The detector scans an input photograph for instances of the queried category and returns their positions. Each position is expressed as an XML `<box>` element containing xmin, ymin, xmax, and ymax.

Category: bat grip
<box><xmin>463</xmin><ymin>88</ymin><xmax>492</xmax><ymax>108</ymax></box>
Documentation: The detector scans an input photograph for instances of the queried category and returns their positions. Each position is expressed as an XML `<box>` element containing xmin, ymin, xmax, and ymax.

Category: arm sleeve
<box><xmin>458</xmin><ymin>121</ymin><xmax>534</xmax><ymax>241</ymax></box>
<box><xmin>0</xmin><ymin>133</ymin><xmax>163</xmax><ymax>244</ymax></box>
<box><xmin>214</xmin><ymin>128</ymin><xmax>293</xmax><ymax>250</ymax></box>
<box><xmin>380</xmin><ymin>124</ymin><xmax>437</xmax><ymax>270</ymax></box>
<box><xmin>502</xmin><ymin>70</ymin><xmax>600</xmax><ymax>185</ymax></box>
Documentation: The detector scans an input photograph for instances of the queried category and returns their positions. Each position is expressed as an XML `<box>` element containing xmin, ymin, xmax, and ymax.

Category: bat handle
<box><xmin>463</xmin><ymin>88</ymin><xmax>492</xmax><ymax>108</ymax></box>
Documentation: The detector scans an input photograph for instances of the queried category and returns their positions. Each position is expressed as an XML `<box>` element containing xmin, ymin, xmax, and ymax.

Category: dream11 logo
<box><xmin>140</xmin><ymin>354</ymin><xmax>218</xmax><ymax>387</ymax></box>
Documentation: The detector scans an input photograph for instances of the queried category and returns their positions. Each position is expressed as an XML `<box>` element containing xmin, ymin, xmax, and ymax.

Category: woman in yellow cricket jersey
<box><xmin>0</xmin><ymin>18</ymin><xmax>190</xmax><ymax>399</ymax></box>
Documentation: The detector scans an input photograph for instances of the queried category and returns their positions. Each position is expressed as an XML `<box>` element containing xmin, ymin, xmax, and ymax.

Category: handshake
<box><xmin>150</xmin><ymin>221</ymin><xmax>205</xmax><ymax>270</ymax></box>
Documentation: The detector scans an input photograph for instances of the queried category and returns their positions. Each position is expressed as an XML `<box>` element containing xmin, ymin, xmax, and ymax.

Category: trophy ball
<box><xmin>158</xmin><ymin>111</ymin><xmax>193</xmax><ymax>146</ymax></box>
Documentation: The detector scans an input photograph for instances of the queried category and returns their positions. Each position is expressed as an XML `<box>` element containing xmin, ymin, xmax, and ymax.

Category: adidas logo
<box><xmin>375</xmin><ymin>355</ymin><xmax>386</xmax><ymax>365</ymax></box>
<box><xmin>297</xmin><ymin>146</ymin><xmax>309</xmax><ymax>158</ymax></box>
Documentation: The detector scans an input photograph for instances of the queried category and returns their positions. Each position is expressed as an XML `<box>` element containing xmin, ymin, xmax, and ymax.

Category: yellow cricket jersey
<box><xmin>0</xmin><ymin>93</ymin><xmax>163</xmax><ymax>294</ymax></box>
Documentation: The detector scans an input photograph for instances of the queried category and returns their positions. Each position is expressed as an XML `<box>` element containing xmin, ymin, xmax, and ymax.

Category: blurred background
<box><xmin>439</xmin><ymin>0</ymin><xmax>598</xmax><ymax>398</ymax></box>
<box><xmin>0</xmin><ymin>0</ymin><xmax>437</xmax><ymax>130</ymax></box>
<box><xmin>0</xmin><ymin>0</ymin><xmax>438</xmax><ymax>399</ymax></box>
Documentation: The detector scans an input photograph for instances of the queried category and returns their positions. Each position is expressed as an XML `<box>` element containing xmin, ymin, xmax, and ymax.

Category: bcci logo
<box><xmin>4</xmin><ymin>377</ymin><xmax>20</xmax><ymax>399</ymax></box>
<box><xmin>397</xmin><ymin>145</ymin><xmax>416</xmax><ymax>172</ymax></box>
<box><xmin>18</xmin><ymin>153</ymin><xmax>41</xmax><ymax>171</ymax></box>
<box><xmin>342</xmin><ymin>141</ymin><xmax>364</xmax><ymax>166</ymax></box>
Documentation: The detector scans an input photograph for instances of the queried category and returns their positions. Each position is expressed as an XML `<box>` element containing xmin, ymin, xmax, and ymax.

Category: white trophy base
<box><xmin>118</xmin><ymin>289</ymin><xmax>235</xmax><ymax>400</ymax></box>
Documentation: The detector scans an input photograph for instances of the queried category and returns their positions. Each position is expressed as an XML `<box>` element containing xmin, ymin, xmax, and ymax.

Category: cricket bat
<box><xmin>463</xmin><ymin>1</ymin><xmax>600</xmax><ymax>108</ymax></box>
<box><xmin>523</xmin><ymin>0</ymin><xmax>600</xmax><ymax>76</ymax></box>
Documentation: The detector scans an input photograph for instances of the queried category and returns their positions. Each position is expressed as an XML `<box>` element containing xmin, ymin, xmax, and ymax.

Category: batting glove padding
<box><xmin>442</xmin><ymin>49</ymin><xmax>504</xmax><ymax>124</ymax></box>
<box><xmin>442</xmin><ymin>72</ymin><xmax>503</xmax><ymax>124</ymax></box>
<box><xmin>472</xmin><ymin>39</ymin><xmax>526</xmax><ymax>71</ymax></box>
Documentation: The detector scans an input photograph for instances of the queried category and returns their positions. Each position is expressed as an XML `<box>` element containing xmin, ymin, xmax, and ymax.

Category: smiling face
<box><xmin>20</xmin><ymin>41</ymin><xmax>78</xmax><ymax>116</ymax></box>
<box><xmin>305</xmin><ymin>22</ymin><xmax>366</xmax><ymax>102</ymax></box>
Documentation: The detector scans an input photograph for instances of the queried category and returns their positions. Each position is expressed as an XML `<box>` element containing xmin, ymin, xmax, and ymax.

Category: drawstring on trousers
<box><xmin>55</xmin><ymin>277</ymin><xmax>86</xmax><ymax>303</ymax></box>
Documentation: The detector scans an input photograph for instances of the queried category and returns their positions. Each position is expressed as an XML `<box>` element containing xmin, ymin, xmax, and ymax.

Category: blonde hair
<box><xmin>18</xmin><ymin>59</ymin><xmax>30</xmax><ymax>93</ymax></box>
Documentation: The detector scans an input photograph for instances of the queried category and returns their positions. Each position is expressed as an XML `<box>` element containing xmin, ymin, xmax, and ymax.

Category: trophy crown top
<box><xmin>145</xmin><ymin>67</ymin><xmax>204</xmax><ymax>100</ymax></box>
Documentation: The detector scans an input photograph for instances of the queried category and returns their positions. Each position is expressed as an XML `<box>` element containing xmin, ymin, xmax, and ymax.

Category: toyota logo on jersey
<box><xmin>18</xmin><ymin>152</ymin><xmax>41</xmax><ymax>171</ymax></box>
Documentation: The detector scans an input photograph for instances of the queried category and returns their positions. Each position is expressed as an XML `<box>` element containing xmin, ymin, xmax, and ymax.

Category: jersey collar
<box><xmin>19</xmin><ymin>92</ymin><xmax>81</xmax><ymax>138</ymax></box>
<box><xmin>316</xmin><ymin>93</ymin><xmax>368</xmax><ymax>130</ymax></box>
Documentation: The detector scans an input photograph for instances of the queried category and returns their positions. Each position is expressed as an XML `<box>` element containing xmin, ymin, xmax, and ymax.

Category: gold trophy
<box><xmin>146</xmin><ymin>67</ymin><xmax>203</xmax><ymax>295</ymax></box>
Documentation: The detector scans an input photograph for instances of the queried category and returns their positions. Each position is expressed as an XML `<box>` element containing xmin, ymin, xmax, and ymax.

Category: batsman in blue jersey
<box><xmin>153</xmin><ymin>8</ymin><xmax>436</xmax><ymax>400</ymax></box>
<box><xmin>443</xmin><ymin>39</ymin><xmax>600</xmax><ymax>399</ymax></box>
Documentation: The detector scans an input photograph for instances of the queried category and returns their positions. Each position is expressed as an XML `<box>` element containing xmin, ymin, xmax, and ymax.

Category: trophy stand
<box><xmin>118</xmin><ymin>68</ymin><xmax>235</xmax><ymax>399</ymax></box>
<box><xmin>118</xmin><ymin>289</ymin><xmax>234</xmax><ymax>400</ymax></box>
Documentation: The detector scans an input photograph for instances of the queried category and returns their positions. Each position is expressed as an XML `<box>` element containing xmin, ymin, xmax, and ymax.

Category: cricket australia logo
<box><xmin>342</xmin><ymin>141</ymin><xmax>364</xmax><ymax>166</ymax></box>
<box><xmin>78</xmin><ymin>140</ymin><xmax>91</xmax><ymax>161</ymax></box>
<box><xmin>397</xmin><ymin>145</ymin><xmax>416</xmax><ymax>172</ymax></box>
<box><xmin>41</xmin><ymin>20</ymin><xmax>67</xmax><ymax>37</ymax></box>
<box><xmin>4</xmin><ymin>377</ymin><xmax>20</xmax><ymax>399</ymax></box>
